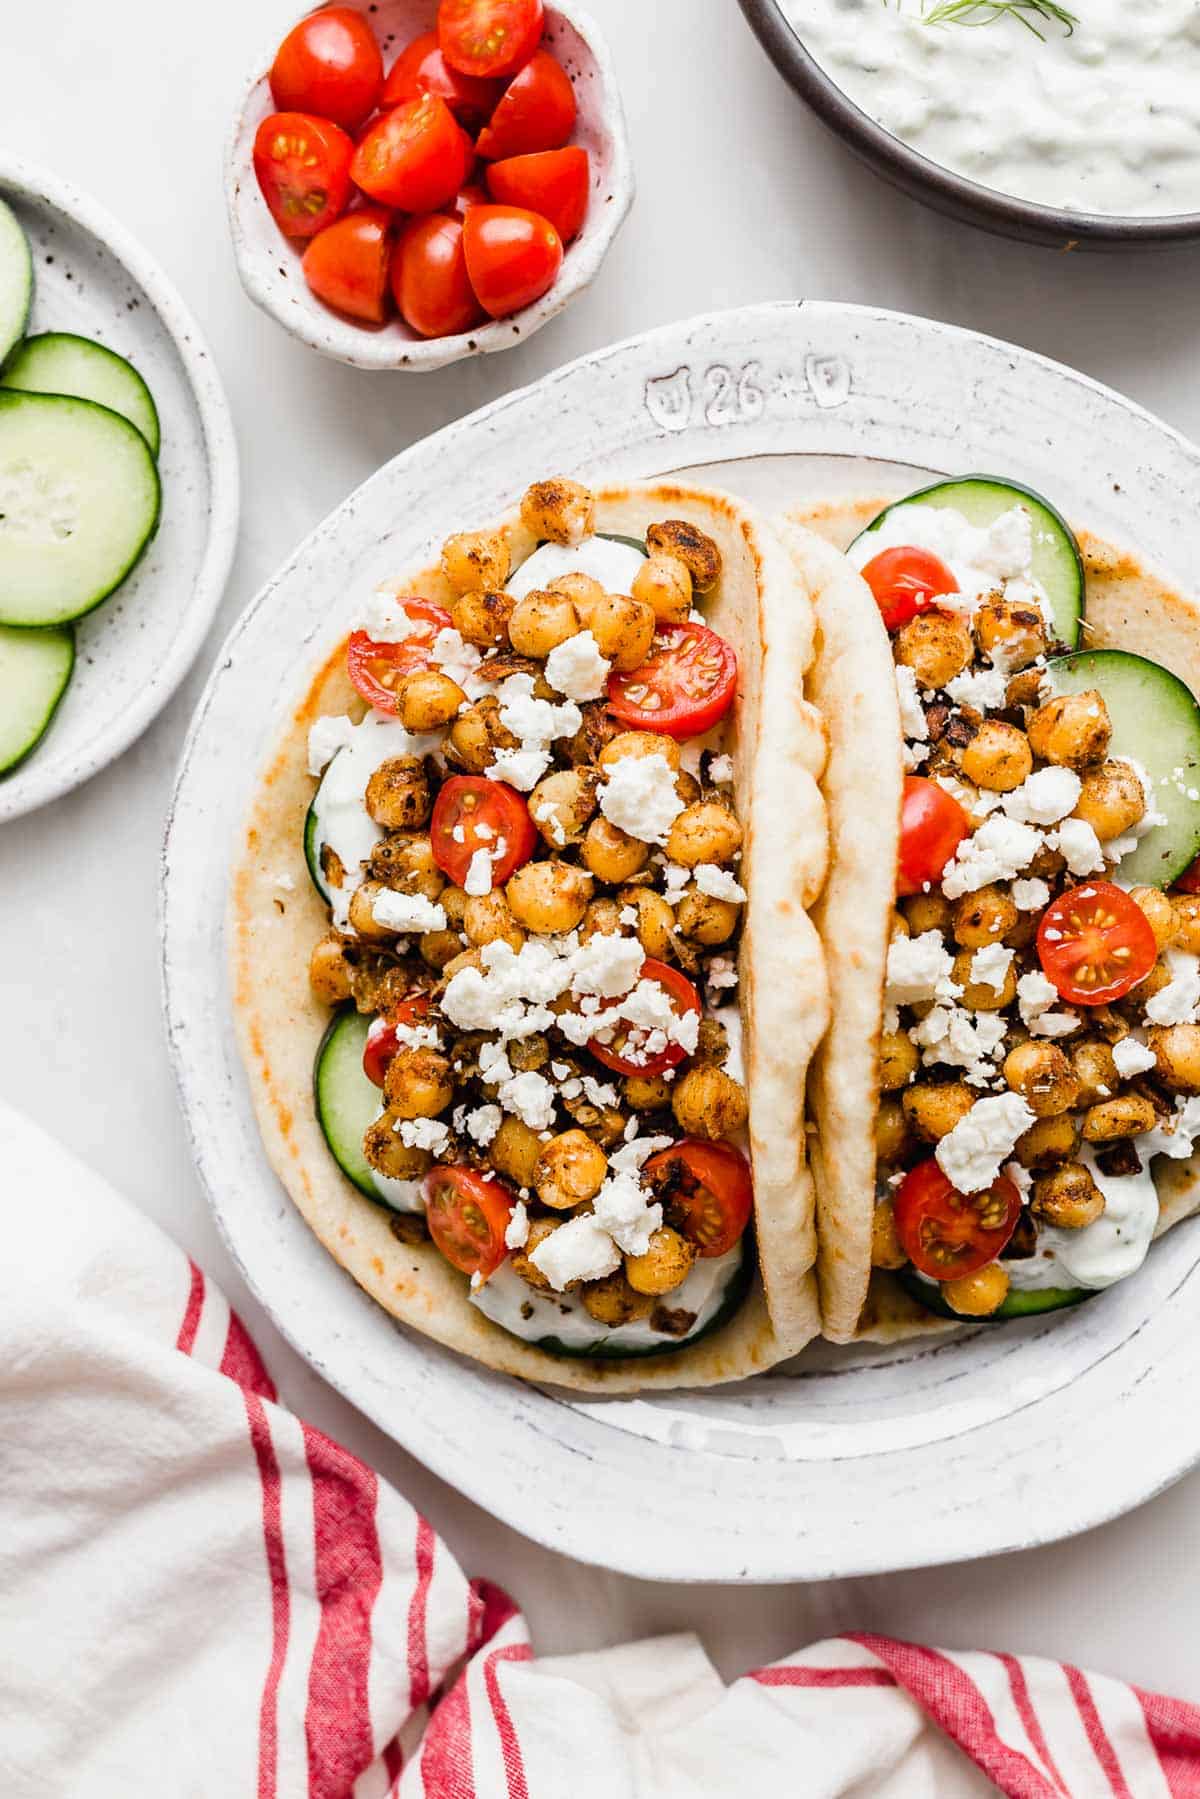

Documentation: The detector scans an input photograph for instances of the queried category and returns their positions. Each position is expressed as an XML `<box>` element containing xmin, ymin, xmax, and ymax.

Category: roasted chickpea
<box><xmin>509</xmin><ymin>589</ymin><xmax>580</xmax><ymax>659</ymax></box>
<box><xmin>952</xmin><ymin>948</ymin><xmax>1018</xmax><ymax>1012</ymax></box>
<box><xmin>1015</xmin><ymin>1112</ymin><xmax>1080</xmax><ymax>1168</ymax></box>
<box><xmin>506</xmin><ymin>861</ymin><xmax>593</xmax><ymax>934</ymax></box>
<box><xmin>632</xmin><ymin>552</ymin><xmax>692</xmax><ymax>623</ymax></box>
<box><xmin>902</xmin><ymin>1081</ymin><xmax>975</xmax><ymax>1142</ymax></box>
<box><xmin>383</xmin><ymin>1046</ymin><xmax>453</xmax><ymax>1118</ymax></box>
<box><xmin>446</xmin><ymin>696</ymin><xmax>517</xmax><ymax>772</ymax></box>
<box><xmin>890</xmin><ymin>909</ymin><xmax>910</xmax><ymax>941</ymax></box>
<box><xmin>1003</xmin><ymin>1041</ymin><xmax>1079</xmax><ymax>1116</ymax></box>
<box><xmin>511</xmin><ymin>1216</ymin><xmax>565</xmax><ymax>1291</ymax></box>
<box><xmin>1082</xmin><ymin>1093</ymin><xmax>1158</xmax><ymax>1141</ymax></box>
<box><xmin>599</xmin><ymin>730</ymin><xmax>682</xmax><ymax>771</ymax></box>
<box><xmin>309</xmin><ymin>932</ymin><xmax>353</xmax><ymax>1005</ymax></box>
<box><xmin>1027</xmin><ymin>689</ymin><xmax>1112</xmax><ymax>770</ymax></box>
<box><xmin>1149</xmin><ymin>1023</ymin><xmax>1200</xmax><ymax>1094</ymax></box>
<box><xmin>973</xmin><ymin>598</ymin><xmax>1047</xmax><ymax>671</ymax></box>
<box><xmin>491</xmin><ymin>1118</ymin><xmax>544</xmax><ymax>1189</ymax></box>
<box><xmin>1032</xmin><ymin>1163</ymin><xmax>1106</xmax><ymax>1230</ymax></box>
<box><xmin>625</xmin><ymin>1225</ymin><xmax>697</xmax><ymax>1296</ymax></box>
<box><xmin>579</xmin><ymin>896</ymin><xmax>626</xmax><ymax>941</ymax></box>
<box><xmin>420</xmin><ymin>930</ymin><xmax>467</xmax><ymax>972</ymax></box>
<box><xmin>1131</xmin><ymin>886</ymin><xmax>1179</xmax><ymax>951</ymax></box>
<box><xmin>547</xmin><ymin>571</ymin><xmax>605</xmax><ymax>621</ymax></box>
<box><xmin>396</xmin><ymin>669</ymin><xmax>465</xmax><ymax>732</ymax></box>
<box><xmin>676</xmin><ymin>888</ymin><xmax>740</xmax><ymax>946</ymax></box>
<box><xmin>620</xmin><ymin>886</ymin><xmax>676</xmax><ymax>959</ymax></box>
<box><xmin>580</xmin><ymin>1271</ymin><xmax>656</xmax><ymax>1325</ymax></box>
<box><xmin>462</xmin><ymin>889</ymin><xmax>525</xmax><ymax>952</ymax></box>
<box><xmin>1073</xmin><ymin>760</ymin><xmax>1146</xmax><ymax>841</ymax></box>
<box><xmin>364</xmin><ymin>756</ymin><xmax>432</xmax><ymax>829</ymax></box>
<box><xmin>1070</xmin><ymin>1037</ymin><xmax>1119</xmax><ymax>1107</ymax></box>
<box><xmin>440</xmin><ymin>884</ymin><xmax>469</xmax><ymax>929</ymax></box>
<box><xmin>533</xmin><ymin>1129</ymin><xmax>608</xmax><ymax>1210</ymax></box>
<box><xmin>671</xmin><ymin>1063</ymin><xmax>748</xmax><ymax>1139</ymax></box>
<box><xmin>449</xmin><ymin>587</ymin><xmax>514</xmax><ymax>649</ymax></box>
<box><xmin>582</xmin><ymin>816</ymin><xmax>649</xmax><ymax>884</ymax></box>
<box><xmin>622</xmin><ymin>1072</ymin><xmax>673</xmax><ymax>1110</ymax></box>
<box><xmin>347</xmin><ymin>880</ymin><xmax>399</xmax><ymax>941</ymax></box>
<box><xmin>875</xmin><ymin>1098</ymin><xmax>911</xmax><ymax>1164</ymax></box>
<box><xmin>1003</xmin><ymin>912</ymin><xmax>1038</xmax><ymax>951</ymax></box>
<box><xmin>527</xmin><ymin>768</ymin><xmax>597</xmax><ymax>850</ymax></box>
<box><xmin>368</xmin><ymin>832</ymin><xmax>445</xmax><ymax>902</ymax></box>
<box><xmin>361</xmin><ymin>1114</ymin><xmax>432</xmax><ymax>1182</ymax></box>
<box><xmin>586</xmin><ymin>592</ymin><xmax>656</xmax><ymax>672</ymax></box>
<box><xmin>903</xmin><ymin>892</ymin><xmax>953</xmax><ymax>936</ymax></box>
<box><xmin>1005</xmin><ymin>668</ymin><xmax>1043</xmax><ymax>709</ymax></box>
<box><xmin>879</xmin><ymin>1030</ymin><xmax>919</xmax><ymax>1092</ymax></box>
<box><xmin>944</xmin><ymin>1263</ymin><xmax>1010</xmax><ymax>1318</ymax></box>
<box><xmin>1171</xmin><ymin>892</ymin><xmax>1200</xmax><ymax>954</ymax></box>
<box><xmin>960</xmin><ymin>721</ymin><xmax>1033</xmax><ymax>794</ymax></box>
<box><xmin>871</xmin><ymin>1197</ymin><xmax>908</xmax><ymax>1269</ymax></box>
<box><xmin>646</xmin><ymin>519</ymin><xmax>722</xmax><ymax>592</ymax></box>
<box><xmin>519</xmin><ymin>477</ymin><xmax>595</xmax><ymax>546</ymax></box>
<box><xmin>1127</xmin><ymin>957</ymin><xmax>1173</xmax><ymax>1007</ymax></box>
<box><xmin>952</xmin><ymin>884</ymin><xmax>1019</xmax><ymax>948</ymax></box>
<box><xmin>666</xmin><ymin>800</ymin><xmax>743</xmax><ymax>868</ymax></box>
<box><xmin>894</xmin><ymin>611</ymin><xmax>973</xmax><ymax>689</ymax></box>
<box><xmin>441</xmin><ymin>527</ymin><xmax>510</xmax><ymax>594</ymax></box>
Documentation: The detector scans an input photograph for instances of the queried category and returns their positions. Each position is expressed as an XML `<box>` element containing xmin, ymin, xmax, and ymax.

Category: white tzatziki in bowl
<box><xmin>781</xmin><ymin>0</ymin><xmax>1200</xmax><ymax>220</ymax></box>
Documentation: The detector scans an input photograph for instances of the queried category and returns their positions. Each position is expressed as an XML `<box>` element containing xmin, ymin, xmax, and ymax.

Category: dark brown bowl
<box><xmin>740</xmin><ymin>0</ymin><xmax>1200</xmax><ymax>251</ymax></box>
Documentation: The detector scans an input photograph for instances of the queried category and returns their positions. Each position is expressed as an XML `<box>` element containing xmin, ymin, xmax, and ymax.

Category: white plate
<box><xmin>0</xmin><ymin>154</ymin><xmax>238</xmax><ymax>822</ymax></box>
<box><xmin>162</xmin><ymin>302</ymin><xmax>1200</xmax><ymax>1583</ymax></box>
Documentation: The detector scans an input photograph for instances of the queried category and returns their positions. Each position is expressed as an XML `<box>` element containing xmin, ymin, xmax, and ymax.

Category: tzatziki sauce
<box><xmin>787</xmin><ymin>0</ymin><xmax>1200</xmax><ymax>218</ymax></box>
<box><xmin>1006</xmin><ymin>1148</ymin><xmax>1160</xmax><ymax>1291</ymax></box>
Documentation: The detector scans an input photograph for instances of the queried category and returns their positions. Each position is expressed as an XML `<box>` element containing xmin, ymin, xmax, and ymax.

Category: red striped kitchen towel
<box><xmin>2</xmin><ymin>1100</ymin><xmax>1197</xmax><ymax>1798</ymax></box>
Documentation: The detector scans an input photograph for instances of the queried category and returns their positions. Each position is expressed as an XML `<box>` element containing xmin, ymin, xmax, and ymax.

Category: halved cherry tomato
<box><xmin>894</xmin><ymin>1159</ymin><xmax>1022</xmax><ymax>1281</ymax></box>
<box><xmin>438</xmin><ymin>0</ymin><xmax>544</xmax><ymax>79</ymax></box>
<box><xmin>861</xmin><ymin>545</ymin><xmax>959</xmax><ymax>633</ymax></box>
<box><xmin>346</xmin><ymin>602</ymin><xmax>454</xmax><ymax>710</ymax></box>
<box><xmin>645</xmin><ymin>1139</ymin><xmax>753</xmax><ymax>1259</ymax></box>
<box><xmin>475</xmin><ymin>50</ymin><xmax>576</xmax><ymax>162</ymax></box>
<box><xmin>424</xmin><ymin>1165</ymin><xmax>514</xmax><ymax>1280</ymax></box>
<box><xmin>896</xmin><ymin>775</ymin><xmax>971</xmax><ymax>898</ymax></box>
<box><xmin>381</xmin><ymin>28</ymin><xmax>504</xmax><ymax>126</ymax></box>
<box><xmin>302</xmin><ymin>206</ymin><xmax>393</xmax><ymax>322</ymax></box>
<box><xmin>430</xmin><ymin>775</ymin><xmax>537</xmax><ymax>887</ymax></box>
<box><xmin>253</xmin><ymin>111</ymin><xmax>354</xmax><ymax>238</ymax></box>
<box><xmin>461</xmin><ymin>203</ymin><xmax>562</xmax><ymax>317</ymax></box>
<box><xmin>391</xmin><ymin>214</ymin><xmax>486</xmax><ymax>338</ymax></box>
<box><xmin>351</xmin><ymin>93</ymin><xmax>471</xmax><ymax>212</ymax></box>
<box><xmin>586</xmin><ymin>959</ymin><xmax>702</xmax><ymax>1079</ymax></box>
<box><xmin>607</xmin><ymin>622</ymin><xmax>738</xmax><ymax>739</ymax></box>
<box><xmin>269</xmin><ymin>6</ymin><xmax>383</xmax><ymax>132</ymax></box>
<box><xmin>1036</xmin><ymin>880</ymin><xmax>1157</xmax><ymax>1005</ymax></box>
<box><xmin>363</xmin><ymin>994</ymin><xmax>434</xmax><ymax>1088</ymax></box>
<box><xmin>1176</xmin><ymin>857</ymin><xmax>1200</xmax><ymax>894</ymax></box>
<box><xmin>486</xmin><ymin>146</ymin><xmax>588</xmax><ymax>243</ymax></box>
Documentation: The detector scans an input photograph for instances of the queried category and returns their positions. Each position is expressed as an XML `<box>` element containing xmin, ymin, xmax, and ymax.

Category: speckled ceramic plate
<box><xmin>0</xmin><ymin>155</ymin><xmax>238</xmax><ymax>822</ymax></box>
<box><xmin>163</xmin><ymin>302</ymin><xmax>1200</xmax><ymax>1582</ymax></box>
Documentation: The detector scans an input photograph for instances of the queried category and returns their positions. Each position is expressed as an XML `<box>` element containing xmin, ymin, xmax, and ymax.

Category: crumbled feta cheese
<box><xmin>1002</xmin><ymin>767</ymin><xmax>1082</xmax><ymax>827</ymax></box>
<box><xmin>307</xmin><ymin>714</ymin><xmax>358</xmax><ymax>776</ymax></box>
<box><xmin>1143</xmin><ymin>1095</ymin><xmax>1200</xmax><ymax>1161</ymax></box>
<box><xmin>430</xmin><ymin>626</ymin><xmax>485</xmax><ymax>692</ymax></box>
<box><xmin>487</xmin><ymin>747</ymin><xmax>551</xmax><ymax>791</ymax></box>
<box><xmin>694</xmin><ymin>864</ymin><xmax>747</xmax><ymax>903</ymax></box>
<box><xmin>1017</xmin><ymin>969</ymin><xmax>1079</xmax><ymax>1038</ymax></box>
<box><xmin>945</xmin><ymin>668</ymin><xmax>1009</xmax><ymax>713</ymax></box>
<box><xmin>1011</xmin><ymin>877</ymin><xmax>1051</xmax><ymax>912</ymax></box>
<box><xmin>504</xmin><ymin>1200</ymin><xmax>530</xmax><ymax>1250</ymax></box>
<box><xmin>941</xmin><ymin>816</ymin><xmax>1042</xmax><ymax>898</ymax></box>
<box><xmin>935</xmin><ymin>1092</ymin><xmax>1037</xmax><ymax>1193</ymax></box>
<box><xmin>708</xmin><ymin>753</ymin><xmax>734</xmax><ymax>784</ymax></box>
<box><xmin>1053</xmin><ymin>818</ymin><xmax>1106</xmax><ymax>877</ymax></box>
<box><xmin>357</xmin><ymin>590</ymin><xmax>426</xmax><ymax>643</ymax></box>
<box><xmin>485</xmin><ymin>673</ymin><xmax>582</xmax><ymax>790</ymax></box>
<box><xmin>372</xmin><ymin>890</ymin><xmax>448</xmax><ymax>934</ymax></box>
<box><xmin>464</xmin><ymin>847</ymin><xmax>494</xmax><ymax>897</ymax></box>
<box><xmin>591</xmin><ymin>1170</ymin><xmax>662</xmax><ymax>1256</ymax></box>
<box><xmin>911</xmin><ymin>1005</ymin><xmax>1007</xmax><ymax>1081</ymax></box>
<box><xmin>497</xmin><ymin>1070</ymin><xmax>557</xmax><ymax>1131</ymax></box>
<box><xmin>600</xmin><ymin>753</ymin><xmax>685</xmax><ymax>845</ymax></box>
<box><xmin>969</xmin><ymin>943</ymin><xmax>1014</xmax><ymax>993</ymax></box>
<box><xmin>398</xmin><ymin>1118</ymin><xmax>451</xmax><ymax>1154</ymax></box>
<box><xmin>1145</xmin><ymin>949</ymin><xmax>1200</xmax><ymax>1026</ymax></box>
<box><xmin>885</xmin><ymin>931</ymin><xmax>957</xmax><ymax>1007</ymax></box>
<box><xmin>610</xmin><ymin>1133</ymin><xmax>674</xmax><ymax>1173</ymax></box>
<box><xmin>659</xmin><ymin>861</ymin><xmax>692</xmax><ymax>903</ymax></box>
<box><xmin>570</xmin><ymin>932</ymin><xmax>644</xmax><ymax>999</ymax></box>
<box><xmin>1112</xmin><ymin>1037</ymin><xmax>1158</xmax><ymax>1078</ymax></box>
<box><xmin>895</xmin><ymin>664</ymin><xmax>929</xmax><ymax>742</ymax></box>
<box><xmin>544</xmin><ymin>630</ymin><xmax>611</xmax><ymax>702</ymax></box>
<box><xmin>465</xmin><ymin>1104</ymin><xmax>503</xmax><ymax>1147</ymax></box>
<box><xmin>706</xmin><ymin>955</ymin><xmax>738</xmax><ymax>991</ymax></box>
<box><xmin>529</xmin><ymin>1213</ymin><xmax>622</xmax><ymax>1290</ymax></box>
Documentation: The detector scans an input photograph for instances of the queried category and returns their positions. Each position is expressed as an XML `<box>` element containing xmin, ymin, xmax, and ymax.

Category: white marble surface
<box><xmin>6</xmin><ymin>0</ymin><xmax>1200</xmax><ymax>1694</ymax></box>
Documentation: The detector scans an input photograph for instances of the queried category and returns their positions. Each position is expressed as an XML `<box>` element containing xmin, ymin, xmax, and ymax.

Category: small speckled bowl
<box><xmin>226</xmin><ymin>0</ymin><xmax>633</xmax><ymax>370</ymax></box>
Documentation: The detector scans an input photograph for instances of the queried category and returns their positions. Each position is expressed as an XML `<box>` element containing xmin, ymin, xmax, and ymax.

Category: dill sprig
<box><xmin>920</xmin><ymin>0</ymin><xmax>1078</xmax><ymax>40</ymax></box>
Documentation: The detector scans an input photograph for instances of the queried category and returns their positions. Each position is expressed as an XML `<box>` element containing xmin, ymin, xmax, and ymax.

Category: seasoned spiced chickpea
<box><xmin>1003</xmin><ymin>1041</ymin><xmax>1079</xmax><ymax>1116</ymax></box>
<box><xmin>1016</xmin><ymin>1112</ymin><xmax>1080</xmax><ymax>1168</ymax></box>
<box><xmin>944</xmin><ymin>1263</ymin><xmax>1010</xmax><ymax>1318</ymax></box>
<box><xmin>973</xmin><ymin>598</ymin><xmax>1047</xmax><ymax>671</ymax></box>
<box><xmin>421</xmin><ymin>930</ymin><xmax>468</xmax><ymax>972</ymax></box>
<box><xmin>1003</xmin><ymin>912</ymin><xmax>1037</xmax><ymax>951</ymax></box>
<box><xmin>1032</xmin><ymin>1163</ymin><xmax>1105</xmax><ymax>1230</ymax></box>
<box><xmin>368</xmin><ymin>832</ymin><xmax>445</xmax><ymax>902</ymax></box>
<box><xmin>646</xmin><ymin>519</ymin><xmax>722</xmax><ymax>592</ymax></box>
<box><xmin>632</xmin><ymin>552</ymin><xmax>692</xmax><ymax>623</ymax></box>
<box><xmin>582</xmin><ymin>816</ymin><xmax>649</xmax><ymax>884</ymax></box>
<box><xmin>529</xmin><ymin>768</ymin><xmax>598</xmax><ymax>847</ymax></box>
<box><xmin>447</xmin><ymin>696</ymin><xmax>518</xmax><ymax>772</ymax></box>
<box><xmin>506</xmin><ymin>861</ymin><xmax>593</xmax><ymax>934</ymax></box>
<box><xmin>547</xmin><ymin>571</ymin><xmax>605</xmax><ymax>621</ymax></box>
<box><xmin>1027</xmin><ymin>689</ymin><xmax>1112</xmax><ymax>770</ymax></box>
<box><xmin>309</xmin><ymin>932</ymin><xmax>353</xmax><ymax>1005</ymax></box>
<box><xmin>1149</xmin><ymin>1023</ymin><xmax>1200</xmax><ymax>1094</ymax></box>
<box><xmin>890</xmin><ymin>909</ymin><xmax>910</xmax><ymax>941</ymax></box>
<box><xmin>894</xmin><ymin>611</ymin><xmax>973</xmax><ymax>689</ymax></box>
<box><xmin>586</xmin><ymin>592</ymin><xmax>656</xmax><ymax>672</ymax></box>
<box><xmin>364</xmin><ymin>756</ymin><xmax>432</xmax><ymax>829</ymax></box>
<box><xmin>952</xmin><ymin>948</ymin><xmax>1018</xmax><ymax>1012</ymax></box>
<box><xmin>676</xmin><ymin>888</ymin><xmax>740</xmax><ymax>946</ymax></box>
<box><xmin>879</xmin><ymin>1030</ymin><xmax>919</xmax><ymax>1092</ymax></box>
<box><xmin>875</xmin><ymin>1098</ymin><xmax>911</xmax><ymax>1164</ymax></box>
<box><xmin>348</xmin><ymin>880</ymin><xmax>400</xmax><ymax>941</ymax></box>
<box><xmin>519</xmin><ymin>477</ymin><xmax>595</xmax><ymax>546</ymax></box>
<box><xmin>1127</xmin><ymin>957</ymin><xmax>1173</xmax><ymax>1007</ymax></box>
<box><xmin>671</xmin><ymin>1063</ymin><xmax>748</xmax><ymax>1139</ymax></box>
<box><xmin>383</xmin><ymin>1046</ymin><xmax>453</xmax><ymax>1119</ymax></box>
<box><xmin>581</xmin><ymin>1271</ymin><xmax>656</xmax><ymax>1325</ymax></box>
<box><xmin>623</xmin><ymin>1072</ymin><xmax>673</xmax><ymax>1110</ymax></box>
<box><xmin>952</xmin><ymin>884</ymin><xmax>1019</xmax><ymax>948</ymax></box>
<box><xmin>902</xmin><ymin>1081</ymin><xmax>975</xmax><ymax>1142</ymax></box>
<box><xmin>533</xmin><ymin>1129</ymin><xmax>608</xmax><ymax>1210</ymax></box>
<box><xmin>449</xmin><ymin>587</ymin><xmax>514</xmax><ymax>649</ymax></box>
<box><xmin>491</xmin><ymin>1117</ymin><xmax>545</xmax><ymax>1189</ymax></box>
<box><xmin>625</xmin><ymin>1225</ymin><xmax>697</xmax><ymax>1296</ymax></box>
<box><xmin>440</xmin><ymin>884</ymin><xmax>469</xmax><ymax>928</ymax></box>
<box><xmin>1171</xmin><ymin>892</ymin><xmax>1200</xmax><ymax>954</ymax></box>
<box><xmin>509</xmin><ymin>588</ymin><xmax>580</xmax><ymax>659</ymax></box>
<box><xmin>362</xmin><ymin>1114</ymin><xmax>432</xmax><ymax>1182</ymax></box>
<box><xmin>396</xmin><ymin>669</ymin><xmax>465</xmax><ymax>732</ymax></box>
<box><xmin>1070</xmin><ymin>1037</ymin><xmax>1119</xmax><ymax>1107</ymax></box>
<box><xmin>871</xmin><ymin>1197</ymin><xmax>908</xmax><ymax>1269</ymax></box>
<box><xmin>960</xmin><ymin>720</ymin><xmax>1033</xmax><ymax>794</ymax></box>
<box><xmin>441</xmin><ymin>527</ymin><xmax>510</xmax><ymax>594</ymax></box>
<box><xmin>579</xmin><ymin>896</ymin><xmax>626</xmax><ymax>941</ymax></box>
<box><xmin>1072</xmin><ymin>760</ymin><xmax>1146</xmax><ymax>841</ymax></box>
<box><xmin>620</xmin><ymin>886</ymin><xmax>676</xmax><ymax>959</ymax></box>
<box><xmin>1131</xmin><ymin>886</ymin><xmax>1178</xmax><ymax>951</ymax></box>
<box><xmin>1082</xmin><ymin>1092</ymin><xmax>1158</xmax><ymax>1141</ymax></box>
<box><xmin>666</xmin><ymin>800</ymin><xmax>743</xmax><ymax>868</ymax></box>
<box><xmin>903</xmin><ymin>891</ymin><xmax>953</xmax><ymax>936</ymax></box>
<box><xmin>511</xmin><ymin>1216</ymin><xmax>565</xmax><ymax>1291</ymax></box>
<box><xmin>462</xmin><ymin>889</ymin><xmax>525</xmax><ymax>952</ymax></box>
<box><xmin>599</xmin><ymin>730</ymin><xmax>682</xmax><ymax>771</ymax></box>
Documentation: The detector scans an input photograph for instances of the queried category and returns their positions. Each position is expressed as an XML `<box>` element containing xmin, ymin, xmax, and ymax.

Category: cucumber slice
<box><xmin>304</xmin><ymin>798</ymin><xmax>331</xmax><ymax>902</ymax></box>
<box><xmin>2</xmin><ymin>333</ymin><xmax>160</xmax><ymax>455</ymax></box>
<box><xmin>0</xmin><ymin>198</ymin><xmax>32</xmax><ymax>369</ymax></box>
<box><xmin>1045</xmin><ymin>648</ymin><xmax>1200</xmax><ymax>888</ymax></box>
<box><xmin>0</xmin><ymin>392</ymin><xmax>161</xmax><ymax>626</ymax></box>
<box><xmin>897</xmin><ymin>1268</ymin><xmax>1089</xmax><ymax>1323</ymax></box>
<box><xmin>857</xmin><ymin>475</ymin><xmax>1084</xmax><ymax>650</ymax></box>
<box><xmin>0</xmin><ymin>621</ymin><xmax>74</xmax><ymax>773</ymax></box>
<box><xmin>315</xmin><ymin>1008</ymin><xmax>385</xmax><ymax>1202</ymax></box>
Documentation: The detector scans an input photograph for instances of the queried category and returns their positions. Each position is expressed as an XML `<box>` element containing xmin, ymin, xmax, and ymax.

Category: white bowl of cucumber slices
<box><xmin>0</xmin><ymin>155</ymin><xmax>238</xmax><ymax>821</ymax></box>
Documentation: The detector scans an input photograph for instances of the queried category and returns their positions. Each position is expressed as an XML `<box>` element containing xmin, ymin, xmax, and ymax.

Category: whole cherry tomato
<box><xmin>253</xmin><ymin>111</ymin><xmax>354</xmax><ymax>238</ymax></box>
<box><xmin>475</xmin><ymin>49</ymin><xmax>576</xmax><ymax>160</ymax></box>
<box><xmin>894</xmin><ymin>1160</ymin><xmax>1022</xmax><ymax>1281</ymax></box>
<box><xmin>1036</xmin><ymin>880</ymin><xmax>1157</xmax><ymax>1005</ymax></box>
<box><xmin>391</xmin><ymin>214</ymin><xmax>486</xmax><ymax>338</ymax></box>
<box><xmin>437</xmin><ymin>0</ymin><xmax>545</xmax><ymax>80</ymax></box>
<box><xmin>861</xmin><ymin>545</ymin><xmax>959</xmax><ymax>633</ymax></box>
<box><xmin>486</xmin><ymin>146</ymin><xmax>589</xmax><ymax>242</ymax></box>
<box><xmin>301</xmin><ymin>206</ymin><xmax>393</xmax><ymax>322</ymax></box>
<box><xmin>896</xmin><ymin>775</ymin><xmax>971</xmax><ymax>898</ymax></box>
<box><xmin>424</xmin><ymin>1165</ymin><xmax>515</xmax><ymax>1280</ymax></box>
<box><xmin>461</xmin><ymin>203</ymin><xmax>562</xmax><ymax>318</ymax></box>
<box><xmin>269</xmin><ymin>6</ymin><xmax>384</xmax><ymax>131</ymax></box>
<box><xmin>351</xmin><ymin>93</ymin><xmax>471</xmax><ymax>212</ymax></box>
<box><xmin>381</xmin><ymin>28</ymin><xmax>503</xmax><ymax>126</ymax></box>
<box><xmin>645</xmin><ymin>1140</ymin><xmax>753</xmax><ymax>1259</ymax></box>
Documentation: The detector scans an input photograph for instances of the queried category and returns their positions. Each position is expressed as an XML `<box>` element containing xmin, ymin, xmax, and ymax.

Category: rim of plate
<box><xmin>163</xmin><ymin>301</ymin><xmax>1200</xmax><ymax>1582</ymax></box>
<box><xmin>0</xmin><ymin>153</ymin><xmax>239</xmax><ymax>822</ymax></box>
